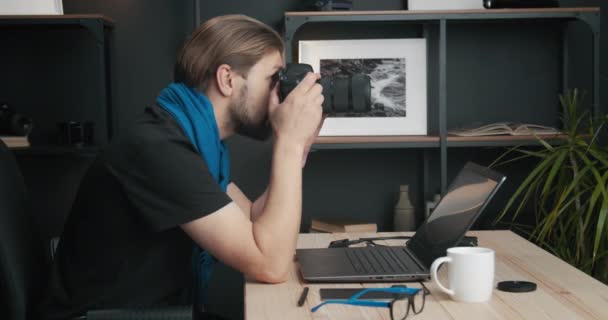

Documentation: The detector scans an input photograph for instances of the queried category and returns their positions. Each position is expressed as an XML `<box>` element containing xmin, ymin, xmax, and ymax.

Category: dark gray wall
<box><xmin>62</xmin><ymin>0</ymin><xmax>194</xmax><ymax>132</ymax></box>
<box><xmin>7</xmin><ymin>0</ymin><xmax>194</xmax><ymax>243</ymax></box>
<box><xmin>9</xmin><ymin>1</ymin><xmax>604</xmax><ymax>319</ymax></box>
<box><xmin>51</xmin><ymin>0</ymin><xmax>604</xmax><ymax>236</ymax></box>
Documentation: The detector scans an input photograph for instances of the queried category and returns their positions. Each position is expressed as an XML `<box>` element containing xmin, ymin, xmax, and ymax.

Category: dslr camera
<box><xmin>277</xmin><ymin>63</ymin><xmax>371</xmax><ymax>114</ymax></box>
<box><xmin>0</xmin><ymin>104</ymin><xmax>33</xmax><ymax>136</ymax></box>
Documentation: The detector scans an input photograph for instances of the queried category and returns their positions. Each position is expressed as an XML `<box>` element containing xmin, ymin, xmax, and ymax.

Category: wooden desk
<box><xmin>245</xmin><ymin>231</ymin><xmax>608</xmax><ymax>320</ymax></box>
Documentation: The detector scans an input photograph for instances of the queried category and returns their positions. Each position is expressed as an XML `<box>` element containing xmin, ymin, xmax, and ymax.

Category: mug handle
<box><xmin>430</xmin><ymin>257</ymin><xmax>455</xmax><ymax>296</ymax></box>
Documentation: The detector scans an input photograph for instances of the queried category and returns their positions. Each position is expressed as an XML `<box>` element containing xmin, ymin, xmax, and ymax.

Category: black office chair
<box><xmin>0</xmin><ymin>140</ymin><xmax>192</xmax><ymax>320</ymax></box>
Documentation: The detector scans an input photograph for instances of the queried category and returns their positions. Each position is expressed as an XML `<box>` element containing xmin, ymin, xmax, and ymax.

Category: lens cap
<box><xmin>497</xmin><ymin>281</ymin><xmax>537</xmax><ymax>293</ymax></box>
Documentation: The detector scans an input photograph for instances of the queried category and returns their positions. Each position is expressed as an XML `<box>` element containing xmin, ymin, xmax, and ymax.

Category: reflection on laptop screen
<box><xmin>408</xmin><ymin>163</ymin><xmax>503</xmax><ymax>267</ymax></box>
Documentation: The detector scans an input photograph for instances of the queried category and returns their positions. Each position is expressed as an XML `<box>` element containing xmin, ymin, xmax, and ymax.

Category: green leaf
<box><xmin>536</xmin><ymin>185</ymin><xmax>587</xmax><ymax>241</ymax></box>
<box><xmin>534</xmin><ymin>160</ymin><xmax>592</xmax><ymax>240</ymax></box>
<box><xmin>575</xmin><ymin>150</ymin><xmax>608</xmax><ymax>262</ymax></box>
<box><xmin>588</xmin><ymin>148</ymin><xmax>608</xmax><ymax>168</ymax></box>
<box><xmin>541</xmin><ymin>151</ymin><xmax>568</xmax><ymax>197</ymax></box>
<box><xmin>583</xmin><ymin>170</ymin><xmax>608</xmax><ymax>230</ymax></box>
<box><xmin>490</xmin><ymin>146</ymin><xmax>533</xmax><ymax>168</ymax></box>
<box><xmin>594</xmin><ymin>199</ymin><xmax>608</xmax><ymax>263</ymax></box>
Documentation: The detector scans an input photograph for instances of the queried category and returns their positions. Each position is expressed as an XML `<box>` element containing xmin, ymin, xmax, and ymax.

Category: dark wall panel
<box><xmin>0</xmin><ymin>27</ymin><xmax>109</xmax><ymax>145</ymax></box>
<box><xmin>7</xmin><ymin>1</ymin><xmax>602</xmax><ymax>319</ymax></box>
<box><xmin>63</xmin><ymin>0</ymin><xmax>194</xmax><ymax>131</ymax></box>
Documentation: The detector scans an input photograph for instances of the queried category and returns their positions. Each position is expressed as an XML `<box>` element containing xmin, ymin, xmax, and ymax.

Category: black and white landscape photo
<box><xmin>320</xmin><ymin>58</ymin><xmax>406</xmax><ymax>117</ymax></box>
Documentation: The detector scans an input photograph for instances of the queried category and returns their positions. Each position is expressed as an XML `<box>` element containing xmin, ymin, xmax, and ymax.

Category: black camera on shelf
<box><xmin>57</xmin><ymin>121</ymin><xmax>95</xmax><ymax>147</ymax></box>
<box><xmin>277</xmin><ymin>63</ymin><xmax>371</xmax><ymax>114</ymax></box>
<box><xmin>0</xmin><ymin>103</ymin><xmax>33</xmax><ymax>136</ymax></box>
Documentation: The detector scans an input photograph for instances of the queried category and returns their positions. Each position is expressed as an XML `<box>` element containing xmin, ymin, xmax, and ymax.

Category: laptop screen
<box><xmin>407</xmin><ymin>162</ymin><xmax>505</xmax><ymax>268</ymax></box>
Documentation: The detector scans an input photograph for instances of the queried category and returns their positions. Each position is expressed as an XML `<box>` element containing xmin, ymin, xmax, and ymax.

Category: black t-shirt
<box><xmin>38</xmin><ymin>105</ymin><xmax>232</xmax><ymax>319</ymax></box>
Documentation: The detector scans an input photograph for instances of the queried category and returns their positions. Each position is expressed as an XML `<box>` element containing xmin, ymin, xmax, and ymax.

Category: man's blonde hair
<box><xmin>175</xmin><ymin>14</ymin><xmax>284</xmax><ymax>91</ymax></box>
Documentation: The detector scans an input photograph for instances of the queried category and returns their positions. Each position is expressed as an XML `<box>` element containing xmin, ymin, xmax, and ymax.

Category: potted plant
<box><xmin>491</xmin><ymin>89</ymin><xmax>608</xmax><ymax>284</ymax></box>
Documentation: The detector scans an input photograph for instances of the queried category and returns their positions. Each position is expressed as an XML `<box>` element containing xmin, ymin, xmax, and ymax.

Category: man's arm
<box><xmin>181</xmin><ymin>140</ymin><xmax>302</xmax><ymax>283</ymax></box>
<box><xmin>227</xmin><ymin>115</ymin><xmax>326</xmax><ymax>222</ymax></box>
<box><xmin>250</xmin><ymin>188</ymin><xmax>268</xmax><ymax>221</ymax></box>
<box><xmin>181</xmin><ymin>73</ymin><xmax>323</xmax><ymax>283</ymax></box>
<box><xmin>227</xmin><ymin>183</ymin><xmax>268</xmax><ymax>222</ymax></box>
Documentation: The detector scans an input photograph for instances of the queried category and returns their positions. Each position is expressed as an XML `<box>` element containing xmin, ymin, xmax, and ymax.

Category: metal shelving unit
<box><xmin>0</xmin><ymin>14</ymin><xmax>114</xmax><ymax>155</ymax></box>
<box><xmin>284</xmin><ymin>7</ymin><xmax>601</xmax><ymax>194</ymax></box>
<box><xmin>313</xmin><ymin>135</ymin><xmax>440</xmax><ymax>149</ymax></box>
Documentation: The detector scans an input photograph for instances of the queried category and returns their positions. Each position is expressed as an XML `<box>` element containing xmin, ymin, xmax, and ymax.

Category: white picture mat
<box><xmin>0</xmin><ymin>0</ymin><xmax>63</xmax><ymax>15</ymax></box>
<box><xmin>409</xmin><ymin>0</ymin><xmax>484</xmax><ymax>10</ymax></box>
<box><xmin>299</xmin><ymin>39</ymin><xmax>427</xmax><ymax>136</ymax></box>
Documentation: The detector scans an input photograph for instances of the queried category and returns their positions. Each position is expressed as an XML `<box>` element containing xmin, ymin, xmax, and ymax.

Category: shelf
<box><xmin>285</xmin><ymin>6</ymin><xmax>601</xmax><ymax>194</ymax></box>
<box><xmin>284</xmin><ymin>8</ymin><xmax>600</xmax><ymax>45</ymax></box>
<box><xmin>285</xmin><ymin>7</ymin><xmax>599</xmax><ymax>21</ymax></box>
<box><xmin>0</xmin><ymin>14</ymin><xmax>114</xmax><ymax>43</ymax></box>
<box><xmin>0</xmin><ymin>14</ymin><xmax>114</xmax><ymax>143</ymax></box>
<box><xmin>11</xmin><ymin>145</ymin><xmax>100</xmax><ymax>157</ymax></box>
<box><xmin>446</xmin><ymin>134</ymin><xmax>570</xmax><ymax>147</ymax></box>
<box><xmin>0</xmin><ymin>14</ymin><xmax>114</xmax><ymax>27</ymax></box>
<box><xmin>313</xmin><ymin>136</ymin><xmax>440</xmax><ymax>149</ymax></box>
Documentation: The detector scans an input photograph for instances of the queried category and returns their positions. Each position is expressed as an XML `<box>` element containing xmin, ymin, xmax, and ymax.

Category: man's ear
<box><xmin>215</xmin><ymin>64</ymin><xmax>235</xmax><ymax>97</ymax></box>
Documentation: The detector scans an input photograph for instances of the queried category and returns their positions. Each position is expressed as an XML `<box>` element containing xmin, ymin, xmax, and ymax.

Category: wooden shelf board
<box><xmin>0</xmin><ymin>14</ymin><xmax>115</xmax><ymax>26</ymax></box>
<box><xmin>314</xmin><ymin>135</ymin><xmax>440</xmax><ymax>144</ymax></box>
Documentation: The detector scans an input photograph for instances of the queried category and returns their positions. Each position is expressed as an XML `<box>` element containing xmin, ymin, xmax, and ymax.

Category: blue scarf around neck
<box><xmin>156</xmin><ymin>82</ymin><xmax>230</xmax><ymax>308</ymax></box>
<box><xmin>157</xmin><ymin>82</ymin><xmax>230</xmax><ymax>190</ymax></box>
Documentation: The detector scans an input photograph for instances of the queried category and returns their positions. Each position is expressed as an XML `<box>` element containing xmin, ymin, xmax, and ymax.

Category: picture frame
<box><xmin>0</xmin><ymin>0</ymin><xmax>63</xmax><ymax>15</ymax></box>
<box><xmin>299</xmin><ymin>38</ymin><xmax>427</xmax><ymax>136</ymax></box>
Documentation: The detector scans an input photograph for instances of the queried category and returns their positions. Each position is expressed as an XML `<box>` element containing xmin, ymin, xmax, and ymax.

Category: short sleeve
<box><xmin>104</xmin><ymin>110</ymin><xmax>232</xmax><ymax>231</ymax></box>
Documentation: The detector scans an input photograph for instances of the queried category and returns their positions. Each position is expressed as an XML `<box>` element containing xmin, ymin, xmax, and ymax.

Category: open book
<box><xmin>448</xmin><ymin>122</ymin><xmax>560</xmax><ymax>137</ymax></box>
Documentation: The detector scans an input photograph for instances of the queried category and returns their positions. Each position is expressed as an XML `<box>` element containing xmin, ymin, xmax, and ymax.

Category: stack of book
<box><xmin>309</xmin><ymin>218</ymin><xmax>377</xmax><ymax>233</ymax></box>
<box><xmin>0</xmin><ymin>135</ymin><xmax>30</xmax><ymax>148</ymax></box>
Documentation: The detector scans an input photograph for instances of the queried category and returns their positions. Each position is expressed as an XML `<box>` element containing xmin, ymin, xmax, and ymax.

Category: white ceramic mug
<box><xmin>430</xmin><ymin>247</ymin><xmax>495</xmax><ymax>302</ymax></box>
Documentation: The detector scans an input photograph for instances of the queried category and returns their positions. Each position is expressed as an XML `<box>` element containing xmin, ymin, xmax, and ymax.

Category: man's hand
<box><xmin>268</xmin><ymin>72</ymin><xmax>324</xmax><ymax>154</ymax></box>
<box><xmin>301</xmin><ymin>114</ymin><xmax>327</xmax><ymax>167</ymax></box>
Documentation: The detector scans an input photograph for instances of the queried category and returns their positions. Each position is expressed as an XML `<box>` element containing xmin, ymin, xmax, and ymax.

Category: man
<box><xmin>39</xmin><ymin>14</ymin><xmax>324</xmax><ymax>319</ymax></box>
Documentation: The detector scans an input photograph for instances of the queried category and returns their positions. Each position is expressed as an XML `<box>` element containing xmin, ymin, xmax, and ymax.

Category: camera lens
<box><xmin>278</xmin><ymin>63</ymin><xmax>371</xmax><ymax>115</ymax></box>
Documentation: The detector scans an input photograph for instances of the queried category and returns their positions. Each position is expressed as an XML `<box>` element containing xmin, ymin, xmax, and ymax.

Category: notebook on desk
<box><xmin>296</xmin><ymin>162</ymin><xmax>506</xmax><ymax>282</ymax></box>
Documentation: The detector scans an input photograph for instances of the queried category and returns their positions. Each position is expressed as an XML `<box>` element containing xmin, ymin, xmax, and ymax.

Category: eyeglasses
<box><xmin>311</xmin><ymin>284</ymin><xmax>430</xmax><ymax>320</ymax></box>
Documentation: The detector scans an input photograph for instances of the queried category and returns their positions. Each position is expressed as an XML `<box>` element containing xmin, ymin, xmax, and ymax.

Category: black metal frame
<box><xmin>0</xmin><ymin>15</ymin><xmax>115</xmax><ymax>155</ymax></box>
<box><xmin>283</xmin><ymin>8</ymin><xmax>601</xmax><ymax>194</ymax></box>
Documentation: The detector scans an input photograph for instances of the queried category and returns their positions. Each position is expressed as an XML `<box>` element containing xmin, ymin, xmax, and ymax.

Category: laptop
<box><xmin>296</xmin><ymin>162</ymin><xmax>506</xmax><ymax>282</ymax></box>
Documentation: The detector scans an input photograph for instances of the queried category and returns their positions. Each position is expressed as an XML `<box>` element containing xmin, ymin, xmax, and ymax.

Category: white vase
<box><xmin>394</xmin><ymin>185</ymin><xmax>416</xmax><ymax>231</ymax></box>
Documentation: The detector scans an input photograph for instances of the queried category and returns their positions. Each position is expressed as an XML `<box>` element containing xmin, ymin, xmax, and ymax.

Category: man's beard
<box><xmin>229</xmin><ymin>86</ymin><xmax>273</xmax><ymax>141</ymax></box>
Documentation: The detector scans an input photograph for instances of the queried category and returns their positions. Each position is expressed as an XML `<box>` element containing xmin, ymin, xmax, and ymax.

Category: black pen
<box><xmin>297</xmin><ymin>287</ymin><xmax>309</xmax><ymax>307</ymax></box>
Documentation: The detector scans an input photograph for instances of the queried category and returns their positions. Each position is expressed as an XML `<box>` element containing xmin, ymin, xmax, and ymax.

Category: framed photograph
<box><xmin>299</xmin><ymin>39</ymin><xmax>427</xmax><ymax>136</ymax></box>
<box><xmin>0</xmin><ymin>0</ymin><xmax>63</xmax><ymax>15</ymax></box>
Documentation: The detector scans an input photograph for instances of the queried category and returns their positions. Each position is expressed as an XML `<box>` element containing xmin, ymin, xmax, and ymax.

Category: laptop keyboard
<box><xmin>345</xmin><ymin>247</ymin><xmax>413</xmax><ymax>274</ymax></box>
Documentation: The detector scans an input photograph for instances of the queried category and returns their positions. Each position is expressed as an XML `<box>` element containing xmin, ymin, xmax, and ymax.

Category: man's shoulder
<box><xmin>102</xmin><ymin>105</ymin><xmax>196</xmax><ymax>167</ymax></box>
<box><xmin>116</xmin><ymin>106</ymin><xmax>190</xmax><ymax>147</ymax></box>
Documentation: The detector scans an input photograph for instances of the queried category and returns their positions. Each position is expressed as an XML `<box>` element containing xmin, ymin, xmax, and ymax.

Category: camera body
<box><xmin>0</xmin><ymin>104</ymin><xmax>33</xmax><ymax>136</ymax></box>
<box><xmin>278</xmin><ymin>63</ymin><xmax>371</xmax><ymax>114</ymax></box>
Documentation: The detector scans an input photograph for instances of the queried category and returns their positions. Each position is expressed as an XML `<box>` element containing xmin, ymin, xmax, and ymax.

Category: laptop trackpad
<box><xmin>296</xmin><ymin>248</ymin><xmax>357</xmax><ymax>277</ymax></box>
